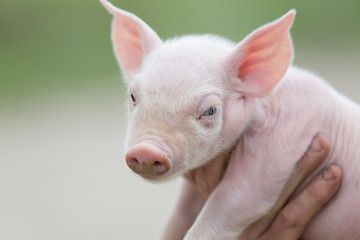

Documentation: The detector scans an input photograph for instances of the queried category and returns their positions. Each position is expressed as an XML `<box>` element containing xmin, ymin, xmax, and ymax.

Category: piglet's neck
<box><xmin>246</xmin><ymin>77</ymin><xmax>300</xmax><ymax>136</ymax></box>
<box><xmin>242</xmin><ymin>67</ymin><xmax>339</xmax><ymax>164</ymax></box>
<box><xmin>185</xmin><ymin>145</ymin><xmax>234</xmax><ymax>200</ymax></box>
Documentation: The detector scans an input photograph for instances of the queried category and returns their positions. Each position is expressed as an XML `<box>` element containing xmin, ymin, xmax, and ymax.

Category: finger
<box><xmin>264</xmin><ymin>165</ymin><xmax>342</xmax><ymax>239</ymax></box>
<box><xmin>265</xmin><ymin>134</ymin><xmax>331</xmax><ymax>223</ymax></box>
<box><xmin>244</xmin><ymin>134</ymin><xmax>330</xmax><ymax>238</ymax></box>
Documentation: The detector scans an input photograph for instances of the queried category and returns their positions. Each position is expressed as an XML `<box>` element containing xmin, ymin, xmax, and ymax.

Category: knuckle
<box><xmin>296</xmin><ymin>151</ymin><xmax>313</xmax><ymax>170</ymax></box>
<box><xmin>306</xmin><ymin>185</ymin><xmax>326</xmax><ymax>205</ymax></box>
<box><xmin>277</xmin><ymin>205</ymin><xmax>301</xmax><ymax>229</ymax></box>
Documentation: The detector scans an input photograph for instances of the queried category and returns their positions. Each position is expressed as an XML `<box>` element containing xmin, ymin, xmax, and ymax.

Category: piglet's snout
<box><xmin>126</xmin><ymin>142</ymin><xmax>171</xmax><ymax>177</ymax></box>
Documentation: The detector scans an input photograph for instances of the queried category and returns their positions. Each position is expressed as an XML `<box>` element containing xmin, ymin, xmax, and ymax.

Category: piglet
<box><xmin>101</xmin><ymin>1</ymin><xmax>360</xmax><ymax>239</ymax></box>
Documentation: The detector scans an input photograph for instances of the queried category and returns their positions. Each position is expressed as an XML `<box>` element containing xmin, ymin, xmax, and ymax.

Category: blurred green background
<box><xmin>1</xmin><ymin>0</ymin><xmax>359</xmax><ymax>106</ymax></box>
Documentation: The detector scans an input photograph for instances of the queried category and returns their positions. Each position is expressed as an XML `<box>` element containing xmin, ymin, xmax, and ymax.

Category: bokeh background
<box><xmin>1</xmin><ymin>0</ymin><xmax>359</xmax><ymax>239</ymax></box>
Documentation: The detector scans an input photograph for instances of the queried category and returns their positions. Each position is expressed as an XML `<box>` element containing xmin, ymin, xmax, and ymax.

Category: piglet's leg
<box><xmin>161</xmin><ymin>179</ymin><xmax>205</xmax><ymax>240</ymax></box>
<box><xmin>184</xmin><ymin>177</ymin><xmax>274</xmax><ymax>239</ymax></box>
<box><xmin>184</xmin><ymin>140</ymin><xmax>297</xmax><ymax>240</ymax></box>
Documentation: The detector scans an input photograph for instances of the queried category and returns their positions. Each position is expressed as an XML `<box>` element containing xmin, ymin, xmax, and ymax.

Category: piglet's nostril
<box><xmin>153</xmin><ymin>161</ymin><xmax>166</xmax><ymax>173</ymax></box>
<box><xmin>128</xmin><ymin>158</ymin><xmax>139</xmax><ymax>167</ymax></box>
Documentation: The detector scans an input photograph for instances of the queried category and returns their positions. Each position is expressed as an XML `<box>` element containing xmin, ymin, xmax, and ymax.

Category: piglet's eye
<box><xmin>202</xmin><ymin>106</ymin><xmax>217</xmax><ymax>117</ymax></box>
<box><xmin>130</xmin><ymin>93</ymin><xmax>136</xmax><ymax>103</ymax></box>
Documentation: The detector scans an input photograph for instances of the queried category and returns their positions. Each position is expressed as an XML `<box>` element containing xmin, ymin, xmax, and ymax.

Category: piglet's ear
<box><xmin>227</xmin><ymin>10</ymin><xmax>295</xmax><ymax>98</ymax></box>
<box><xmin>101</xmin><ymin>0</ymin><xmax>163</xmax><ymax>76</ymax></box>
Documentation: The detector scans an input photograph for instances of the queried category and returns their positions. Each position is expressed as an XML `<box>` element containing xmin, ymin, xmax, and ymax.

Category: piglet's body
<box><xmin>101</xmin><ymin>1</ymin><xmax>360</xmax><ymax>239</ymax></box>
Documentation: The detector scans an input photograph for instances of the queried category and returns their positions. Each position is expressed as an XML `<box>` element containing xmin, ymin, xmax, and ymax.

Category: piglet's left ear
<box><xmin>227</xmin><ymin>10</ymin><xmax>295</xmax><ymax>98</ymax></box>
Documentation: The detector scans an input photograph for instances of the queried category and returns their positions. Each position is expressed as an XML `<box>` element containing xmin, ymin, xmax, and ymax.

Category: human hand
<box><xmin>176</xmin><ymin>135</ymin><xmax>341</xmax><ymax>240</ymax></box>
<box><xmin>239</xmin><ymin>134</ymin><xmax>342</xmax><ymax>239</ymax></box>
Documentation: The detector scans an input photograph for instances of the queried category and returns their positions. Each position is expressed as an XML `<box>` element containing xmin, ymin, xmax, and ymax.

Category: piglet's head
<box><xmin>101</xmin><ymin>0</ymin><xmax>295</xmax><ymax>182</ymax></box>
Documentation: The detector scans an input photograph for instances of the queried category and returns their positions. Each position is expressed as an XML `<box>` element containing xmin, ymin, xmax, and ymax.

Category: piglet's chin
<box><xmin>125</xmin><ymin>139</ymin><xmax>173</xmax><ymax>181</ymax></box>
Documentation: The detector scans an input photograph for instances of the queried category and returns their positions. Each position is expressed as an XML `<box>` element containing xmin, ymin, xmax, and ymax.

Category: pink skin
<box><xmin>101</xmin><ymin>1</ymin><xmax>360</xmax><ymax>239</ymax></box>
<box><xmin>126</xmin><ymin>141</ymin><xmax>171</xmax><ymax>178</ymax></box>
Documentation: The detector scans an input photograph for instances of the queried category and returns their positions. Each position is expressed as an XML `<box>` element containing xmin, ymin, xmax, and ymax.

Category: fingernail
<box><xmin>322</xmin><ymin>166</ymin><xmax>335</xmax><ymax>180</ymax></box>
<box><xmin>310</xmin><ymin>137</ymin><xmax>323</xmax><ymax>152</ymax></box>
